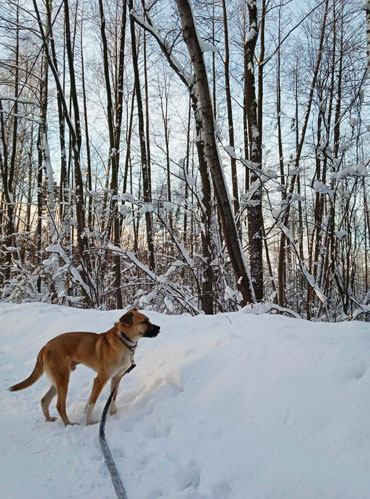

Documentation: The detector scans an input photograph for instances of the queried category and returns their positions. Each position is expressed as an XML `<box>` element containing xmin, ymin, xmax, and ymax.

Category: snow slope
<box><xmin>1</xmin><ymin>302</ymin><xmax>370</xmax><ymax>499</ymax></box>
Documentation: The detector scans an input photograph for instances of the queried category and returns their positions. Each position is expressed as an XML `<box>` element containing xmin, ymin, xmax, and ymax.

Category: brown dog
<box><xmin>9</xmin><ymin>308</ymin><xmax>160</xmax><ymax>426</ymax></box>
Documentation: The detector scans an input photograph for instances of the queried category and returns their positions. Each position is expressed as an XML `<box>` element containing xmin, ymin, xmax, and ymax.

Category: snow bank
<box><xmin>1</xmin><ymin>302</ymin><xmax>370</xmax><ymax>498</ymax></box>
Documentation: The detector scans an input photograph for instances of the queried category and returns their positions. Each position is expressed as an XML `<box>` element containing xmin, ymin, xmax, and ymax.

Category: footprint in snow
<box><xmin>211</xmin><ymin>479</ymin><xmax>233</xmax><ymax>499</ymax></box>
<box><xmin>173</xmin><ymin>459</ymin><xmax>201</xmax><ymax>492</ymax></box>
<box><xmin>142</xmin><ymin>416</ymin><xmax>172</xmax><ymax>439</ymax></box>
<box><xmin>352</xmin><ymin>364</ymin><xmax>367</xmax><ymax>380</ymax></box>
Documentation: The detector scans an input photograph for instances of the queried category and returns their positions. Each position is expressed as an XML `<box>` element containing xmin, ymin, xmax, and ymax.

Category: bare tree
<box><xmin>175</xmin><ymin>0</ymin><xmax>254</xmax><ymax>305</ymax></box>
<box><xmin>244</xmin><ymin>0</ymin><xmax>264</xmax><ymax>301</ymax></box>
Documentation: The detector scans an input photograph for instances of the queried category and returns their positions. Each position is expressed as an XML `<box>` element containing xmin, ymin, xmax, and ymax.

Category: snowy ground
<box><xmin>1</xmin><ymin>302</ymin><xmax>370</xmax><ymax>499</ymax></box>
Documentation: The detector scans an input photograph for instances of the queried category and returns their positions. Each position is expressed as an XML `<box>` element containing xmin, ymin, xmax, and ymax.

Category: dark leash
<box><xmin>99</xmin><ymin>362</ymin><xmax>136</xmax><ymax>499</ymax></box>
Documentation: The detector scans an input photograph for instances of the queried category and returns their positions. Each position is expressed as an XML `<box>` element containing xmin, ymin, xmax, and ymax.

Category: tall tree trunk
<box><xmin>244</xmin><ymin>0</ymin><xmax>263</xmax><ymax>301</ymax></box>
<box><xmin>4</xmin><ymin>5</ymin><xmax>19</xmax><ymax>282</ymax></box>
<box><xmin>0</xmin><ymin>2</ymin><xmax>20</xmax><ymax>283</ymax></box>
<box><xmin>0</xmin><ymin>99</ymin><xmax>15</xmax><ymax>283</ymax></box>
<box><xmin>64</xmin><ymin>0</ymin><xmax>92</xmax><ymax>303</ymax></box>
<box><xmin>276</xmin><ymin>3</ymin><xmax>286</xmax><ymax>306</ymax></box>
<box><xmin>365</xmin><ymin>0</ymin><xmax>370</xmax><ymax>77</ymax></box>
<box><xmin>175</xmin><ymin>0</ymin><xmax>254</xmax><ymax>305</ymax></box>
<box><xmin>80</xmin><ymin>14</ymin><xmax>93</xmax><ymax>233</ymax></box>
<box><xmin>143</xmin><ymin>30</ymin><xmax>152</xmax><ymax>202</ymax></box>
<box><xmin>45</xmin><ymin>0</ymin><xmax>68</xmax><ymax>227</ymax></box>
<box><xmin>132</xmin><ymin>9</ymin><xmax>216</xmax><ymax>312</ymax></box>
<box><xmin>98</xmin><ymin>0</ymin><xmax>127</xmax><ymax>308</ymax></box>
<box><xmin>242</xmin><ymin>4</ymin><xmax>249</xmax><ymax>193</ymax></box>
<box><xmin>129</xmin><ymin>0</ymin><xmax>155</xmax><ymax>271</ymax></box>
<box><xmin>277</xmin><ymin>0</ymin><xmax>329</xmax><ymax>307</ymax></box>
<box><xmin>222</xmin><ymin>0</ymin><xmax>239</xmax><ymax>219</ymax></box>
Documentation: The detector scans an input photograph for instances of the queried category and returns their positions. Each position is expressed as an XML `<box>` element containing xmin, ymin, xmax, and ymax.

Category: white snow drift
<box><xmin>1</xmin><ymin>302</ymin><xmax>370</xmax><ymax>498</ymax></box>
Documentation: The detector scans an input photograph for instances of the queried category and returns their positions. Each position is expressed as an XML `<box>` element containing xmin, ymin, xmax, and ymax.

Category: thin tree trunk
<box><xmin>0</xmin><ymin>2</ymin><xmax>20</xmax><ymax>282</ymax></box>
<box><xmin>98</xmin><ymin>0</ymin><xmax>127</xmax><ymax>308</ymax></box>
<box><xmin>222</xmin><ymin>0</ymin><xmax>239</xmax><ymax>219</ymax></box>
<box><xmin>277</xmin><ymin>0</ymin><xmax>329</xmax><ymax>307</ymax></box>
<box><xmin>143</xmin><ymin>30</ymin><xmax>152</xmax><ymax>202</ymax></box>
<box><xmin>129</xmin><ymin>0</ymin><xmax>155</xmax><ymax>271</ymax></box>
<box><xmin>276</xmin><ymin>4</ymin><xmax>286</xmax><ymax>306</ymax></box>
<box><xmin>242</xmin><ymin>5</ymin><xmax>249</xmax><ymax>193</ymax></box>
<box><xmin>64</xmin><ymin>0</ymin><xmax>92</xmax><ymax>304</ymax></box>
<box><xmin>365</xmin><ymin>0</ymin><xmax>370</xmax><ymax>77</ymax></box>
<box><xmin>80</xmin><ymin>15</ymin><xmax>93</xmax><ymax>232</ymax></box>
<box><xmin>244</xmin><ymin>0</ymin><xmax>263</xmax><ymax>301</ymax></box>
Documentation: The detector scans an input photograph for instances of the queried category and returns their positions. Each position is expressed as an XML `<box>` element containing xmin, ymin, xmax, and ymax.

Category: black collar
<box><xmin>118</xmin><ymin>332</ymin><xmax>137</xmax><ymax>352</ymax></box>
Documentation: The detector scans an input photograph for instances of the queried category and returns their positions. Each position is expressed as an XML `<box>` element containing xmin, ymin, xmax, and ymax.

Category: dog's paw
<box><xmin>110</xmin><ymin>401</ymin><xmax>118</xmax><ymax>415</ymax></box>
<box><xmin>86</xmin><ymin>419</ymin><xmax>99</xmax><ymax>425</ymax></box>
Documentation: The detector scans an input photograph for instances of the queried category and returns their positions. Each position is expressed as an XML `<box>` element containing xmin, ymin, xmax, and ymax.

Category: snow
<box><xmin>1</xmin><ymin>302</ymin><xmax>370</xmax><ymax>498</ymax></box>
<box><xmin>335</xmin><ymin>230</ymin><xmax>347</xmax><ymax>241</ymax></box>
<box><xmin>199</xmin><ymin>41</ymin><xmax>219</xmax><ymax>54</ymax></box>
<box><xmin>331</xmin><ymin>165</ymin><xmax>368</xmax><ymax>180</ymax></box>
<box><xmin>312</xmin><ymin>180</ymin><xmax>333</xmax><ymax>198</ymax></box>
<box><xmin>223</xmin><ymin>145</ymin><xmax>237</xmax><ymax>159</ymax></box>
<box><xmin>0</xmin><ymin>95</ymin><xmax>39</xmax><ymax>105</ymax></box>
<box><xmin>246</xmin><ymin>26</ymin><xmax>258</xmax><ymax>43</ymax></box>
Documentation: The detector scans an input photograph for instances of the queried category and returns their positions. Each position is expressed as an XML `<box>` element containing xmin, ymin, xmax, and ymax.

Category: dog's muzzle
<box><xmin>144</xmin><ymin>324</ymin><xmax>160</xmax><ymax>338</ymax></box>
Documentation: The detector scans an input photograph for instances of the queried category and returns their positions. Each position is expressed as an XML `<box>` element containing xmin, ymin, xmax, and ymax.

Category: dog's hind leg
<box><xmin>44</xmin><ymin>353</ymin><xmax>77</xmax><ymax>426</ymax></box>
<box><xmin>41</xmin><ymin>385</ymin><xmax>57</xmax><ymax>422</ymax></box>
<box><xmin>56</xmin><ymin>375</ymin><xmax>78</xmax><ymax>426</ymax></box>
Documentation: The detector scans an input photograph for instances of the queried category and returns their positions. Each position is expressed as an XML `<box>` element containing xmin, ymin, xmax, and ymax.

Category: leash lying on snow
<box><xmin>99</xmin><ymin>362</ymin><xmax>136</xmax><ymax>499</ymax></box>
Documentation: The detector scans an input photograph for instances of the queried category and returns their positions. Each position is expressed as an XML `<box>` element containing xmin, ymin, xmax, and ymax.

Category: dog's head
<box><xmin>114</xmin><ymin>308</ymin><xmax>160</xmax><ymax>343</ymax></box>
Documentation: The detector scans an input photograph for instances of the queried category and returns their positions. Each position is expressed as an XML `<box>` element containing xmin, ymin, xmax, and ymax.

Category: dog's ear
<box><xmin>119</xmin><ymin>311</ymin><xmax>134</xmax><ymax>326</ymax></box>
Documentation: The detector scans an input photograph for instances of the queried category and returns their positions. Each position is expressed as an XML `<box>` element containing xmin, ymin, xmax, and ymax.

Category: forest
<box><xmin>0</xmin><ymin>0</ymin><xmax>369</xmax><ymax>320</ymax></box>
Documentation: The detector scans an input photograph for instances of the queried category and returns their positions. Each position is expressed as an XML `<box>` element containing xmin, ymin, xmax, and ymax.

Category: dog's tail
<box><xmin>9</xmin><ymin>347</ymin><xmax>45</xmax><ymax>391</ymax></box>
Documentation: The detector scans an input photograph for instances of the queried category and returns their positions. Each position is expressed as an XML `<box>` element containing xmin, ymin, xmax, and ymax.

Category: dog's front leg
<box><xmin>109</xmin><ymin>375</ymin><xmax>122</xmax><ymax>415</ymax></box>
<box><xmin>110</xmin><ymin>363</ymin><xmax>136</xmax><ymax>415</ymax></box>
<box><xmin>85</xmin><ymin>374</ymin><xmax>109</xmax><ymax>425</ymax></box>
